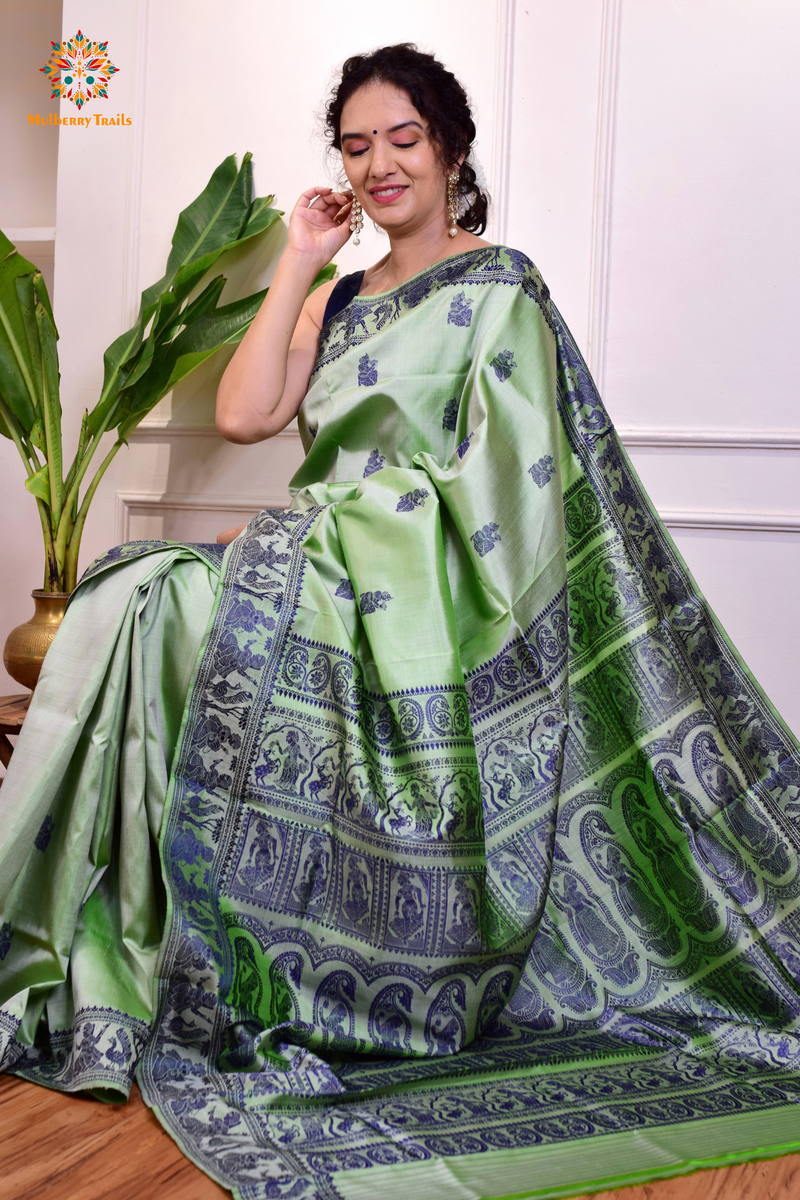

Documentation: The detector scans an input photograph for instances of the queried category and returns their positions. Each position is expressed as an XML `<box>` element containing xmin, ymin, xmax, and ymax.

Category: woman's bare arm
<box><xmin>216</xmin><ymin>187</ymin><xmax>352</xmax><ymax>443</ymax></box>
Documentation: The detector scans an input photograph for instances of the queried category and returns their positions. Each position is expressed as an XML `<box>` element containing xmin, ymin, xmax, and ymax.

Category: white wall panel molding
<box><xmin>488</xmin><ymin>0</ymin><xmax>515</xmax><ymax>245</ymax></box>
<box><xmin>115</xmin><ymin>490</ymin><xmax>288</xmax><ymax>542</ymax></box>
<box><xmin>121</xmin><ymin>0</ymin><xmax>150</xmax><ymax>327</ymax></box>
<box><xmin>586</xmin><ymin>0</ymin><xmax>622</xmax><ymax>392</ymax></box>
<box><xmin>620</xmin><ymin>429</ymin><xmax>800</xmax><ymax>452</ymax></box>
<box><xmin>661</xmin><ymin>509</ymin><xmax>800</xmax><ymax>534</ymax></box>
<box><xmin>128</xmin><ymin>422</ymin><xmax>301</xmax><ymax>440</ymax></box>
<box><xmin>127</xmin><ymin>424</ymin><xmax>221</xmax><ymax>439</ymax></box>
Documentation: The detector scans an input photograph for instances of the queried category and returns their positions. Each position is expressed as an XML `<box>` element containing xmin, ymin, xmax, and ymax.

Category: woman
<box><xmin>3</xmin><ymin>43</ymin><xmax>800</xmax><ymax>1200</ymax></box>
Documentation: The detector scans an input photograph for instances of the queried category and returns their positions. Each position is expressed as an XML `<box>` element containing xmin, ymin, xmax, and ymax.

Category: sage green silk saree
<box><xmin>3</xmin><ymin>247</ymin><xmax>800</xmax><ymax>1199</ymax></box>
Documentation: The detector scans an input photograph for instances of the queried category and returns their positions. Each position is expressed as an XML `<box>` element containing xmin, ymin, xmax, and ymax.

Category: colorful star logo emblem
<box><xmin>41</xmin><ymin>30</ymin><xmax>119</xmax><ymax>110</ymax></box>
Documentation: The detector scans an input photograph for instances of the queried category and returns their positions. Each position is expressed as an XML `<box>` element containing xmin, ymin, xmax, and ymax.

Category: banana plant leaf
<box><xmin>0</xmin><ymin>235</ymin><xmax>51</xmax><ymax>436</ymax></box>
<box><xmin>115</xmin><ymin>261</ymin><xmax>335</xmax><ymax>443</ymax></box>
<box><xmin>90</xmin><ymin>153</ymin><xmax>282</xmax><ymax>437</ymax></box>
<box><xmin>35</xmin><ymin>299</ymin><xmax>63</xmax><ymax>529</ymax></box>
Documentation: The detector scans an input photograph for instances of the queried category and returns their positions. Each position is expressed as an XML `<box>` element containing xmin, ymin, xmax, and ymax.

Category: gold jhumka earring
<box><xmin>447</xmin><ymin>171</ymin><xmax>459</xmax><ymax>237</ymax></box>
<box><xmin>350</xmin><ymin>197</ymin><xmax>364</xmax><ymax>245</ymax></box>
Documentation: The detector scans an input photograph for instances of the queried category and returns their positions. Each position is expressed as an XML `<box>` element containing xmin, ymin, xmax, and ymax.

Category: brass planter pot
<box><xmin>3</xmin><ymin>590</ymin><xmax>71</xmax><ymax>691</ymax></box>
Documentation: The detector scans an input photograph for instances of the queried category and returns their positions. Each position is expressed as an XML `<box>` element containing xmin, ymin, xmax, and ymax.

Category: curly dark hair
<box><xmin>325</xmin><ymin>44</ymin><xmax>489</xmax><ymax>236</ymax></box>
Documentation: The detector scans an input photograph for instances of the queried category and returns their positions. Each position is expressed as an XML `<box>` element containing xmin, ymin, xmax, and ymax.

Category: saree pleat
<box><xmin>0</xmin><ymin>546</ymin><xmax>219</xmax><ymax>1093</ymax></box>
<box><xmin>2</xmin><ymin>248</ymin><xmax>800</xmax><ymax>1197</ymax></box>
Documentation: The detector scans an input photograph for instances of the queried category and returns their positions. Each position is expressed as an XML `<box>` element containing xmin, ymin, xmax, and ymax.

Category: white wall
<box><xmin>2</xmin><ymin>0</ymin><xmax>799</xmax><ymax>738</ymax></box>
<box><xmin>507</xmin><ymin>0</ymin><xmax>800</xmax><ymax>733</ymax></box>
<box><xmin>0</xmin><ymin>1</ymin><xmax>61</xmax><ymax>228</ymax></box>
<box><xmin>0</xmin><ymin>0</ymin><xmax>61</xmax><ymax>704</ymax></box>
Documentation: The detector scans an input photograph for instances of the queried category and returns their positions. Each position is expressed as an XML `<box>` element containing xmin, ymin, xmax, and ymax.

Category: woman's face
<box><xmin>340</xmin><ymin>82</ymin><xmax>451</xmax><ymax>237</ymax></box>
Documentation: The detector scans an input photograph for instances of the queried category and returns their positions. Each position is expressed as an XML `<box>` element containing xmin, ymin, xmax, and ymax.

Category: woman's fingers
<box><xmin>297</xmin><ymin>185</ymin><xmax>333</xmax><ymax>206</ymax></box>
<box><xmin>298</xmin><ymin>188</ymin><xmax>352</xmax><ymax>213</ymax></box>
<box><xmin>216</xmin><ymin>523</ymin><xmax>247</xmax><ymax>545</ymax></box>
<box><xmin>286</xmin><ymin>186</ymin><xmax>358</xmax><ymax>256</ymax></box>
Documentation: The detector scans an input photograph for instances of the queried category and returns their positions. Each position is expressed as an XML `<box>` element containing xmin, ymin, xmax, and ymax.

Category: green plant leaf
<box><xmin>169</xmin><ymin>204</ymin><xmax>282</xmax><ymax>306</ymax></box>
<box><xmin>178</xmin><ymin>275</ymin><xmax>227</xmax><ymax>328</ymax></box>
<box><xmin>35</xmin><ymin>300</ymin><xmax>62</xmax><ymax>531</ymax></box>
<box><xmin>112</xmin><ymin>260</ymin><xmax>336</xmax><ymax>441</ymax></box>
<box><xmin>114</xmin><ymin>287</ymin><xmax>269</xmax><ymax>441</ymax></box>
<box><xmin>14</xmin><ymin>275</ymin><xmax>44</xmax><ymax>411</ymax></box>
<box><xmin>64</xmin><ymin>409</ymin><xmax>90</xmax><ymax>501</ymax></box>
<box><xmin>113</xmin><ymin>263</ymin><xmax>334</xmax><ymax>443</ymax></box>
<box><xmin>0</xmin><ymin>232</ymin><xmax>41</xmax><ymax>432</ymax></box>
<box><xmin>309</xmin><ymin>263</ymin><xmax>337</xmax><ymax>293</ymax></box>
<box><xmin>164</xmin><ymin>154</ymin><xmax>253</xmax><ymax>278</ymax></box>
<box><xmin>90</xmin><ymin>155</ymin><xmax>280</xmax><ymax>437</ymax></box>
<box><xmin>24</xmin><ymin>462</ymin><xmax>50</xmax><ymax>505</ymax></box>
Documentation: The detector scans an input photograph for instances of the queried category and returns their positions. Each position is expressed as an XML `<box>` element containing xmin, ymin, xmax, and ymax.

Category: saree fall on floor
<box><xmin>2</xmin><ymin>247</ymin><xmax>800</xmax><ymax>1199</ymax></box>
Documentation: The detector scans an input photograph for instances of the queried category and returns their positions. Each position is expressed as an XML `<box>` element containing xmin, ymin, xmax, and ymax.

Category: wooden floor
<box><xmin>1</xmin><ymin>1073</ymin><xmax>799</xmax><ymax>1200</ymax></box>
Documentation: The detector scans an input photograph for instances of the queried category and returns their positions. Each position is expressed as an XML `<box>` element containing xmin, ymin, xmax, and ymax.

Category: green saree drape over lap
<box><xmin>3</xmin><ymin>247</ymin><xmax>800</xmax><ymax>1199</ymax></box>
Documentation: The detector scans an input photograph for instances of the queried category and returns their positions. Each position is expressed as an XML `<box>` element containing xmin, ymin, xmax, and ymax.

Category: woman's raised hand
<box><xmin>216</xmin><ymin>187</ymin><xmax>354</xmax><ymax>444</ymax></box>
<box><xmin>286</xmin><ymin>186</ymin><xmax>355</xmax><ymax>265</ymax></box>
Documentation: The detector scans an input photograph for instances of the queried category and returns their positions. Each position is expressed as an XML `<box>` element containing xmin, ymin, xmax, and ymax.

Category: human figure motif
<box><xmin>637</xmin><ymin>639</ymin><xmax>682</xmax><ymax>702</ymax></box>
<box><xmin>528</xmin><ymin>712</ymin><xmax>565</xmax><ymax>783</ymax></box>
<box><xmin>342</xmin><ymin>855</ymin><xmax>371</xmax><ymax>926</ymax></box>
<box><xmin>599</xmin><ymin>842</ymin><xmax>681</xmax><ymax>958</ymax></box>
<box><xmin>494</xmin><ymin>854</ymin><xmax>541</xmax><ymax>915</ymax></box>
<box><xmin>528</xmin><ymin>924</ymin><xmax>597</xmax><ymax>1013</ymax></box>
<box><xmin>444</xmin><ymin>876</ymin><xmax>480</xmax><ymax>949</ymax></box>
<box><xmin>556</xmin><ymin>874</ymin><xmax>626</xmax><ymax>963</ymax></box>
<box><xmin>601</xmin><ymin>557</ymin><xmax>642</xmax><ymax>612</ymax></box>
<box><xmin>293</xmin><ymin>835</ymin><xmax>330</xmax><ymax>909</ymax></box>
<box><xmin>396</xmin><ymin>779</ymin><xmax>439</xmax><ymax>836</ymax></box>
<box><xmin>725</xmin><ymin>797</ymin><xmax>791</xmax><ymax>876</ymax></box>
<box><xmin>602</xmin><ymin>662</ymin><xmax>642</xmax><ymax>730</ymax></box>
<box><xmin>239</xmin><ymin>818</ymin><xmax>279</xmax><ymax>891</ymax></box>
<box><xmin>68</xmin><ymin>1022</ymin><xmax>106</xmax><ymax>1080</ymax></box>
<box><xmin>278</xmin><ymin>729</ymin><xmax>309</xmax><ymax>792</ymax></box>
<box><xmin>493</xmin><ymin>740</ymin><xmax>536</xmax><ymax>801</ymax></box>
<box><xmin>655</xmin><ymin>760</ymin><xmax>759</xmax><ymax>904</ymax></box>
<box><xmin>389</xmin><ymin>872</ymin><xmax>426</xmax><ymax>942</ymax></box>
<box><xmin>622</xmin><ymin>784</ymin><xmax>719</xmax><ymax>934</ymax></box>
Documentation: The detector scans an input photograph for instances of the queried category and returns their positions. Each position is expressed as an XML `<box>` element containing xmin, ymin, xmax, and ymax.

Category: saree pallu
<box><xmin>3</xmin><ymin>246</ymin><xmax>800</xmax><ymax>1199</ymax></box>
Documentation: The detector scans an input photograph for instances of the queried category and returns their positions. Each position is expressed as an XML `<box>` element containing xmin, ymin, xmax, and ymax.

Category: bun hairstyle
<box><xmin>325</xmin><ymin>43</ymin><xmax>489</xmax><ymax>236</ymax></box>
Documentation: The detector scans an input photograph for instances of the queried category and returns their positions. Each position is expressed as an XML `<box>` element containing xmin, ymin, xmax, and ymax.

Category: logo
<box><xmin>40</xmin><ymin>30</ymin><xmax>119</xmax><ymax>111</ymax></box>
